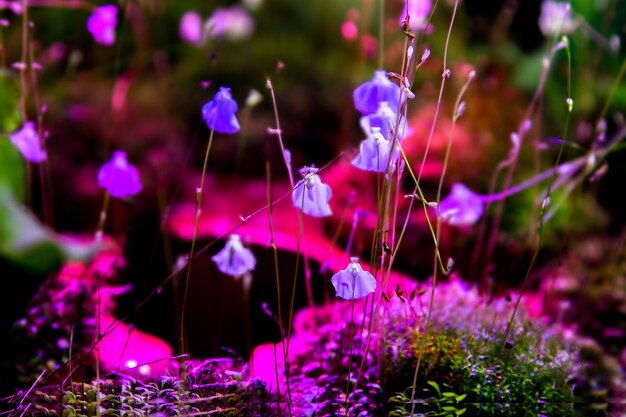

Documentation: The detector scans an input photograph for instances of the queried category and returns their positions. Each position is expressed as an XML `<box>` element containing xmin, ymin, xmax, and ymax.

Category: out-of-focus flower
<box><xmin>353</xmin><ymin>70</ymin><xmax>403</xmax><ymax>115</ymax></box>
<box><xmin>9</xmin><ymin>121</ymin><xmax>46</xmax><ymax>163</ymax></box>
<box><xmin>292</xmin><ymin>166</ymin><xmax>332</xmax><ymax>217</ymax></box>
<box><xmin>179</xmin><ymin>11</ymin><xmax>203</xmax><ymax>43</ymax></box>
<box><xmin>202</xmin><ymin>87</ymin><xmax>240</xmax><ymax>134</ymax></box>
<box><xmin>331</xmin><ymin>257</ymin><xmax>376</xmax><ymax>300</ymax></box>
<box><xmin>359</xmin><ymin>101</ymin><xmax>407</xmax><ymax>141</ymax></box>
<box><xmin>98</xmin><ymin>151</ymin><xmax>142</xmax><ymax>198</ymax></box>
<box><xmin>539</xmin><ymin>1</ymin><xmax>577</xmax><ymax>37</ymax></box>
<box><xmin>341</xmin><ymin>19</ymin><xmax>358</xmax><ymax>40</ymax></box>
<box><xmin>352</xmin><ymin>127</ymin><xmax>398</xmax><ymax>173</ymax></box>
<box><xmin>212</xmin><ymin>234</ymin><xmax>256</xmax><ymax>277</ymax></box>
<box><xmin>438</xmin><ymin>183</ymin><xmax>484</xmax><ymax>226</ymax></box>
<box><xmin>205</xmin><ymin>6</ymin><xmax>254</xmax><ymax>41</ymax></box>
<box><xmin>399</xmin><ymin>0</ymin><xmax>432</xmax><ymax>32</ymax></box>
<box><xmin>87</xmin><ymin>5</ymin><xmax>117</xmax><ymax>46</ymax></box>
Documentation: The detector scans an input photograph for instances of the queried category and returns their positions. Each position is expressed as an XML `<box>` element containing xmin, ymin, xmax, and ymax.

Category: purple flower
<box><xmin>359</xmin><ymin>101</ymin><xmax>408</xmax><ymax>141</ymax></box>
<box><xmin>212</xmin><ymin>234</ymin><xmax>256</xmax><ymax>277</ymax></box>
<box><xmin>9</xmin><ymin>122</ymin><xmax>46</xmax><ymax>163</ymax></box>
<box><xmin>352</xmin><ymin>128</ymin><xmax>398</xmax><ymax>173</ymax></box>
<box><xmin>539</xmin><ymin>1</ymin><xmax>576</xmax><ymax>37</ymax></box>
<box><xmin>331</xmin><ymin>257</ymin><xmax>376</xmax><ymax>300</ymax></box>
<box><xmin>202</xmin><ymin>87</ymin><xmax>240</xmax><ymax>134</ymax></box>
<box><xmin>292</xmin><ymin>166</ymin><xmax>332</xmax><ymax>217</ymax></box>
<box><xmin>179</xmin><ymin>11</ymin><xmax>203</xmax><ymax>44</ymax></box>
<box><xmin>87</xmin><ymin>5</ymin><xmax>118</xmax><ymax>46</ymax></box>
<box><xmin>399</xmin><ymin>0</ymin><xmax>432</xmax><ymax>32</ymax></box>
<box><xmin>353</xmin><ymin>70</ymin><xmax>404</xmax><ymax>115</ymax></box>
<box><xmin>98</xmin><ymin>151</ymin><xmax>142</xmax><ymax>198</ymax></box>
<box><xmin>438</xmin><ymin>183</ymin><xmax>484</xmax><ymax>226</ymax></box>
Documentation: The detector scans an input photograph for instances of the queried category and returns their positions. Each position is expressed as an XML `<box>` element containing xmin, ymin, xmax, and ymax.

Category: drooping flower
<box><xmin>205</xmin><ymin>6</ymin><xmax>254</xmax><ymax>41</ymax></box>
<box><xmin>352</xmin><ymin>127</ymin><xmax>398</xmax><ymax>173</ymax></box>
<box><xmin>9</xmin><ymin>121</ymin><xmax>46</xmax><ymax>163</ymax></box>
<box><xmin>179</xmin><ymin>11</ymin><xmax>203</xmax><ymax>43</ymax></box>
<box><xmin>438</xmin><ymin>183</ymin><xmax>484</xmax><ymax>226</ymax></box>
<box><xmin>98</xmin><ymin>151</ymin><xmax>142</xmax><ymax>198</ymax></box>
<box><xmin>353</xmin><ymin>70</ymin><xmax>404</xmax><ymax>115</ymax></box>
<box><xmin>292</xmin><ymin>166</ymin><xmax>332</xmax><ymax>217</ymax></box>
<box><xmin>331</xmin><ymin>257</ymin><xmax>376</xmax><ymax>300</ymax></box>
<box><xmin>202</xmin><ymin>87</ymin><xmax>240</xmax><ymax>134</ymax></box>
<box><xmin>399</xmin><ymin>0</ymin><xmax>432</xmax><ymax>32</ymax></box>
<box><xmin>212</xmin><ymin>234</ymin><xmax>256</xmax><ymax>277</ymax></box>
<box><xmin>87</xmin><ymin>5</ymin><xmax>118</xmax><ymax>46</ymax></box>
<box><xmin>538</xmin><ymin>1</ymin><xmax>577</xmax><ymax>37</ymax></box>
<box><xmin>359</xmin><ymin>101</ymin><xmax>408</xmax><ymax>141</ymax></box>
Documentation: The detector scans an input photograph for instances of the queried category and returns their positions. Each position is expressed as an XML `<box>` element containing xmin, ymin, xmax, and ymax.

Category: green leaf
<box><xmin>455</xmin><ymin>394</ymin><xmax>467</xmax><ymax>402</ymax></box>
<box><xmin>0</xmin><ymin>187</ymin><xmax>100</xmax><ymax>273</ymax></box>
<box><xmin>427</xmin><ymin>380</ymin><xmax>441</xmax><ymax>397</ymax></box>
<box><xmin>0</xmin><ymin>70</ymin><xmax>22</xmax><ymax>132</ymax></box>
<box><xmin>0</xmin><ymin>136</ymin><xmax>26</xmax><ymax>203</ymax></box>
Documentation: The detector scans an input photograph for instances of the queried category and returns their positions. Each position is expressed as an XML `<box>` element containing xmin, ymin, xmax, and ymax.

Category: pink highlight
<box><xmin>341</xmin><ymin>20</ymin><xmax>358</xmax><ymax>40</ymax></box>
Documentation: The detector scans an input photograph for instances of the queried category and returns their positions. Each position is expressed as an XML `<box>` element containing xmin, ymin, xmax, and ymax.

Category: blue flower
<box><xmin>9</xmin><ymin>121</ymin><xmax>46</xmax><ymax>163</ymax></box>
<box><xmin>353</xmin><ymin>70</ymin><xmax>404</xmax><ymax>115</ymax></box>
<box><xmin>212</xmin><ymin>234</ymin><xmax>256</xmax><ymax>277</ymax></box>
<box><xmin>438</xmin><ymin>183</ymin><xmax>484</xmax><ymax>226</ymax></box>
<box><xmin>87</xmin><ymin>5</ymin><xmax>118</xmax><ymax>46</ymax></box>
<box><xmin>292</xmin><ymin>166</ymin><xmax>332</xmax><ymax>217</ymax></box>
<box><xmin>331</xmin><ymin>257</ymin><xmax>376</xmax><ymax>300</ymax></box>
<box><xmin>359</xmin><ymin>101</ymin><xmax>408</xmax><ymax>141</ymax></box>
<box><xmin>202</xmin><ymin>87</ymin><xmax>240</xmax><ymax>134</ymax></box>
<box><xmin>98</xmin><ymin>151</ymin><xmax>142</xmax><ymax>198</ymax></box>
<box><xmin>352</xmin><ymin>128</ymin><xmax>398</xmax><ymax>173</ymax></box>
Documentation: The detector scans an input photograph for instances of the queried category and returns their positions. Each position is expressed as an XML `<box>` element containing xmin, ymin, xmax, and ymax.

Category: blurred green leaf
<box><xmin>0</xmin><ymin>136</ymin><xmax>26</xmax><ymax>203</ymax></box>
<box><xmin>0</xmin><ymin>187</ymin><xmax>100</xmax><ymax>273</ymax></box>
<box><xmin>0</xmin><ymin>70</ymin><xmax>22</xmax><ymax>132</ymax></box>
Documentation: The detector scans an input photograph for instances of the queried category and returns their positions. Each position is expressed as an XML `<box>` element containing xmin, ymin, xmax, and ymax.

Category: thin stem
<box><xmin>266</xmin><ymin>77</ymin><xmax>294</xmax><ymax>188</ymax></box>
<box><xmin>265</xmin><ymin>159</ymin><xmax>293</xmax><ymax>413</ymax></box>
<box><xmin>95</xmin><ymin>191</ymin><xmax>110</xmax><ymax>241</ymax></box>
<box><xmin>478</xmin><ymin>39</ymin><xmax>566</xmax><ymax>284</ymax></box>
<box><xmin>378</xmin><ymin>0</ymin><xmax>385</xmax><ymax>69</ymax></box>
<box><xmin>179</xmin><ymin>128</ymin><xmax>215</xmax><ymax>359</ymax></box>
<box><xmin>502</xmin><ymin>37</ymin><xmax>573</xmax><ymax>351</ymax></box>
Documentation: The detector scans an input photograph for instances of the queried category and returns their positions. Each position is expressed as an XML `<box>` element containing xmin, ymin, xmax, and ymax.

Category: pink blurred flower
<box><xmin>179</xmin><ymin>10</ymin><xmax>203</xmax><ymax>43</ymax></box>
<box><xmin>87</xmin><ymin>5</ymin><xmax>117</xmax><ymax>46</ymax></box>
<box><xmin>399</xmin><ymin>0</ymin><xmax>432</xmax><ymax>32</ymax></box>
<box><xmin>341</xmin><ymin>20</ymin><xmax>358</xmax><ymax>40</ymax></box>
<box><xmin>539</xmin><ymin>1</ymin><xmax>577</xmax><ymax>37</ymax></box>
<box><xmin>9</xmin><ymin>121</ymin><xmax>46</xmax><ymax>163</ymax></box>
<box><xmin>205</xmin><ymin>6</ymin><xmax>254</xmax><ymax>41</ymax></box>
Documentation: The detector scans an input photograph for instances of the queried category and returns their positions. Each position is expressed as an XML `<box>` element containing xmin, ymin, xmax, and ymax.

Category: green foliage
<box><xmin>0</xmin><ymin>186</ymin><xmax>100</xmax><ymax>273</ymax></box>
<box><xmin>0</xmin><ymin>71</ymin><xmax>21</xmax><ymax>133</ymax></box>
<box><xmin>384</xmin><ymin>319</ymin><xmax>595</xmax><ymax>417</ymax></box>
<box><xmin>0</xmin><ymin>128</ymin><xmax>98</xmax><ymax>275</ymax></box>
<box><xmin>0</xmin><ymin>136</ymin><xmax>26</xmax><ymax>203</ymax></box>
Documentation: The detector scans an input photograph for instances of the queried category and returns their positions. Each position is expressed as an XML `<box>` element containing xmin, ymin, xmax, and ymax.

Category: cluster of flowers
<box><xmin>204</xmin><ymin>71</ymin><xmax>412</xmax><ymax>300</ymax></box>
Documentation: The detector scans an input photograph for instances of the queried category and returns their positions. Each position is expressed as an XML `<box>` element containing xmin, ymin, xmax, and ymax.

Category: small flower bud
<box><xmin>454</xmin><ymin>102</ymin><xmax>466</xmax><ymax>120</ymax></box>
